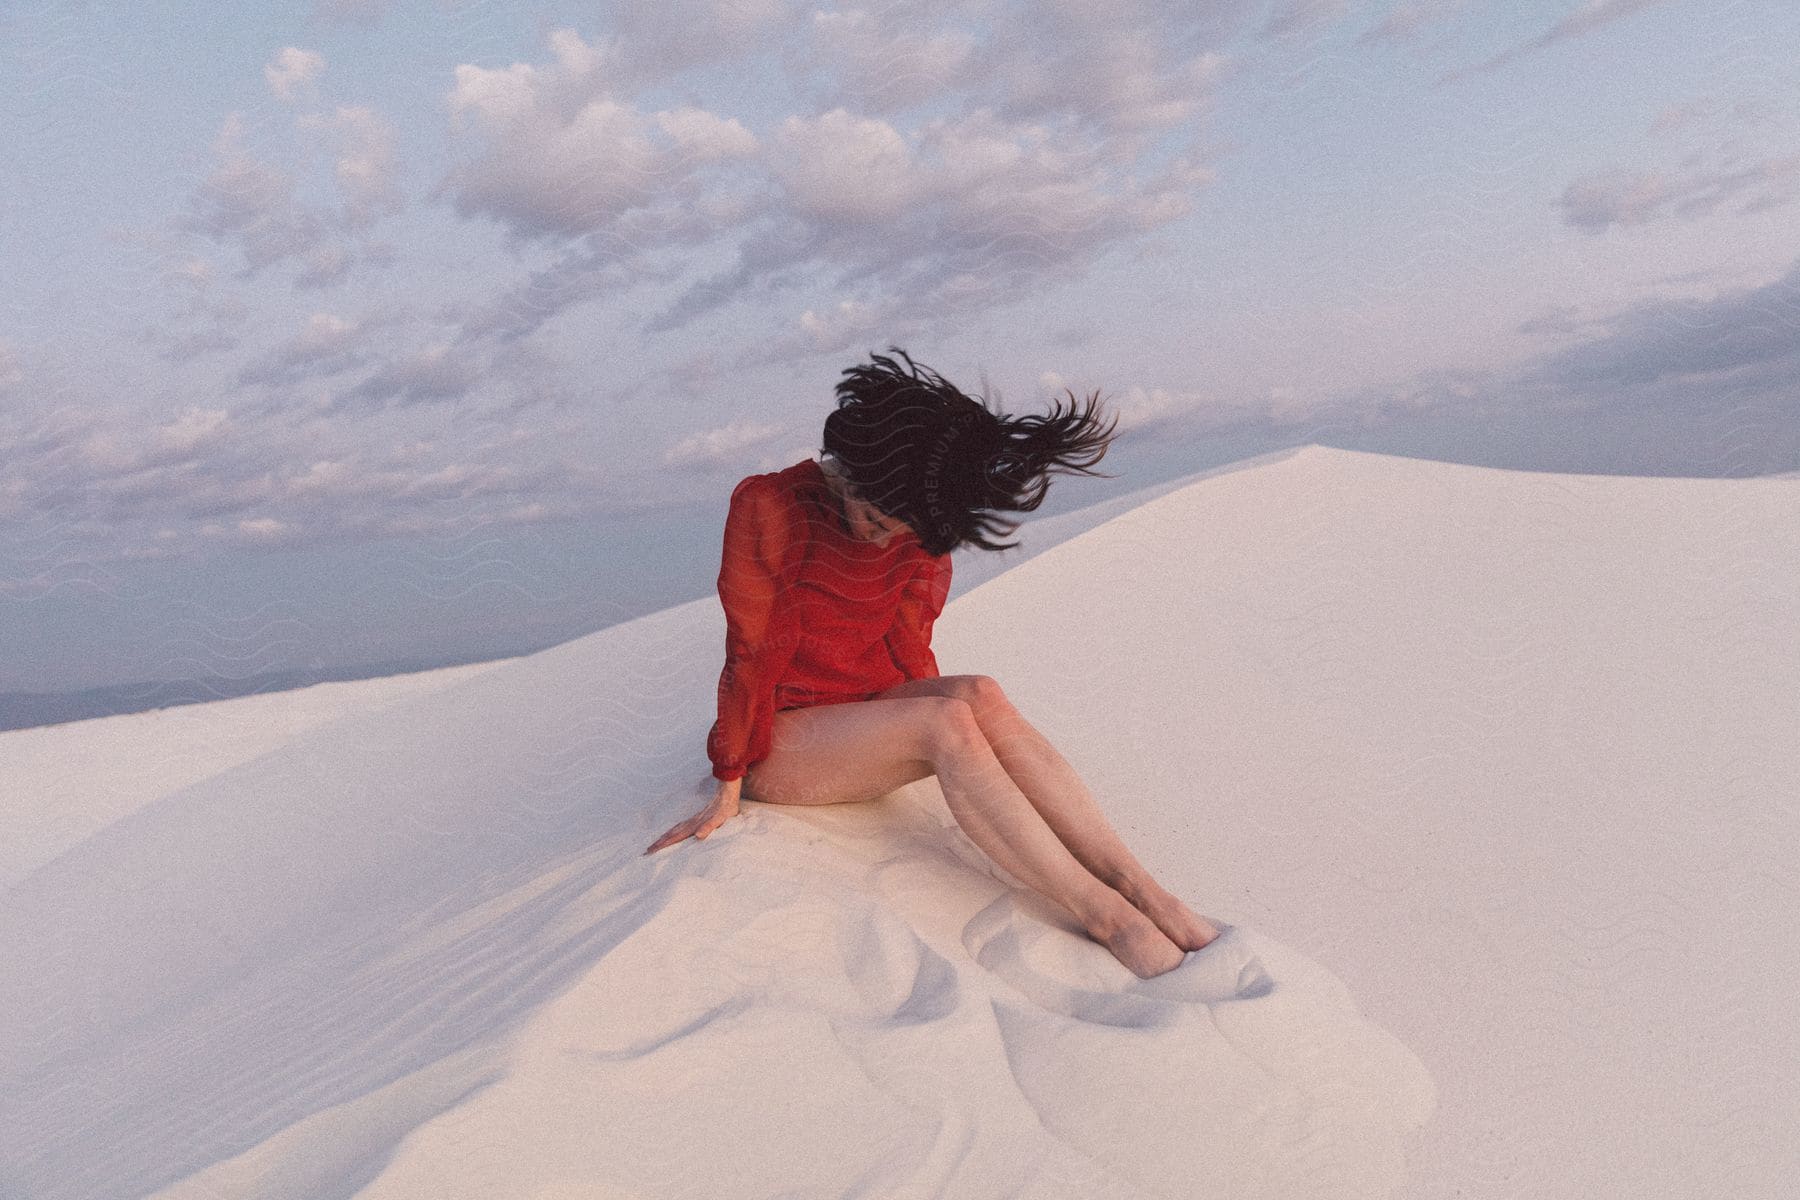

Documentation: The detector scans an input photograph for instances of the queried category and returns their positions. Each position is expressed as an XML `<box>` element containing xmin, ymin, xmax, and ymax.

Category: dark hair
<box><xmin>821</xmin><ymin>346</ymin><xmax>1121</xmax><ymax>558</ymax></box>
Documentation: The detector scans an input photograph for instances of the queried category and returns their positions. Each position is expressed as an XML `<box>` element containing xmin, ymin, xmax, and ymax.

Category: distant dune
<box><xmin>0</xmin><ymin>653</ymin><xmax>542</xmax><ymax>735</ymax></box>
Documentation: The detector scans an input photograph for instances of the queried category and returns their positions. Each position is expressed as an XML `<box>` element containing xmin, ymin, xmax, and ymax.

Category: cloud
<box><xmin>407</xmin><ymin>8</ymin><xmax>1236</xmax><ymax>406</ymax></box>
<box><xmin>654</xmin><ymin>106</ymin><xmax>760</xmax><ymax>161</ymax></box>
<box><xmin>795</xmin><ymin>298</ymin><xmax>890</xmax><ymax>354</ymax></box>
<box><xmin>174</xmin><ymin>106</ymin><xmax>404</xmax><ymax>288</ymax></box>
<box><xmin>1559</xmin><ymin>153</ymin><xmax>1800</xmax><ymax>233</ymax></box>
<box><xmin>1197</xmin><ymin>258</ymin><xmax>1800</xmax><ymax>475</ymax></box>
<box><xmin>294</xmin><ymin>241</ymin><xmax>355</xmax><ymax>290</ymax></box>
<box><xmin>444</xmin><ymin>245</ymin><xmax>686</xmax><ymax>346</ymax></box>
<box><xmin>1441</xmin><ymin>0</ymin><xmax>1675</xmax><ymax>82</ymax></box>
<box><xmin>767</xmin><ymin>109</ymin><xmax>915</xmax><ymax>223</ymax></box>
<box><xmin>1263</xmin><ymin>0</ymin><xmax>1351</xmax><ymax>40</ymax></box>
<box><xmin>236</xmin><ymin>311</ymin><xmax>377</xmax><ymax>387</ymax></box>
<box><xmin>662</xmin><ymin>419</ymin><xmax>789</xmax><ymax>469</ymax></box>
<box><xmin>1535</xmin><ymin>0</ymin><xmax>1673</xmax><ymax>43</ymax></box>
<box><xmin>1523</xmin><ymin>258</ymin><xmax>1800</xmax><ymax>392</ymax></box>
<box><xmin>1102</xmin><ymin>381</ymin><xmax>1227</xmax><ymax>436</ymax></box>
<box><xmin>0</xmin><ymin>397</ymin><xmax>603</xmax><ymax>565</ymax></box>
<box><xmin>154</xmin><ymin>406</ymin><xmax>233</xmax><ymax>458</ymax></box>
<box><xmin>604</xmin><ymin>0</ymin><xmax>801</xmax><ymax>86</ymax></box>
<box><xmin>963</xmin><ymin>1</ymin><xmax>1230</xmax><ymax>137</ymax></box>
<box><xmin>807</xmin><ymin>9</ymin><xmax>979</xmax><ymax>114</ymax></box>
<box><xmin>298</xmin><ymin>105</ymin><xmax>404</xmax><ymax>227</ymax></box>
<box><xmin>343</xmin><ymin>342</ymin><xmax>484</xmax><ymax>410</ymax></box>
<box><xmin>231</xmin><ymin>515</ymin><xmax>299</xmax><ymax>544</ymax></box>
<box><xmin>437</xmin><ymin>11</ymin><xmax>1226</xmax><ymax>355</ymax></box>
<box><xmin>69</xmin><ymin>406</ymin><xmax>237</xmax><ymax>479</ymax></box>
<box><xmin>1078</xmin><ymin>254</ymin><xmax>1800</xmax><ymax>477</ymax></box>
<box><xmin>177</xmin><ymin>113</ymin><xmax>328</xmax><ymax>276</ymax></box>
<box><xmin>1032</xmin><ymin>369</ymin><xmax>1366</xmax><ymax>441</ymax></box>
<box><xmin>650</xmin><ymin>103</ymin><xmax>1213</xmax><ymax>336</ymax></box>
<box><xmin>1357</xmin><ymin>0</ymin><xmax>1467</xmax><ymax>44</ymax></box>
<box><xmin>160</xmin><ymin>328</ymin><xmax>243</xmax><ymax>365</ymax></box>
<box><xmin>440</xmin><ymin>29</ymin><xmax>760</xmax><ymax>243</ymax></box>
<box><xmin>265</xmin><ymin>47</ymin><xmax>325</xmax><ymax>103</ymax></box>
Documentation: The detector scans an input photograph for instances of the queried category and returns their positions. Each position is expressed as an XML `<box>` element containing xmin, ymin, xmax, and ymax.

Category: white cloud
<box><xmin>796</xmin><ymin>298</ymin><xmax>886</xmax><ymax>354</ymax></box>
<box><xmin>662</xmin><ymin>419</ymin><xmax>787</xmax><ymax>469</ymax></box>
<box><xmin>444</xmin><ymin>29</ymin><xmax>758</xmax><ymax>241</ymax></box>
<box><xmin>1524</xmin><ymin>257</ymin><xmax>1800</xmax><ymax>391</ymax></box>
<box><xmin>1113</xmin><ymin>384</ymin><xmax>1209</xmax><ymax>435</ymax></box>
<box><xmin>1445</xmin><ymin>0</ymin><xmax>1677</xmax><ymax>80</ymax></box>
<box><xmin>1265</xmin><ymin>384</ymin><xmax>1321</xmax><ymax>427</ymax></box>
<box><xmin>768</xmin><ymin>109</ymin><xmax>918</xmax><ymax>223</ymax></box>
<box><xmin>1649</xmin><ymin>93</ymin><xmax>1778</xmax><ymax>139</ymax></box>
<box><xmin>1358</xmin><ymin>0</ymin><xmax>1467</xmax><ymax>44</ymax></box>
<box><xmin>658</xmin><ymin>103</ymin><xmax>1212</xmax><ymax>335</ymax></box>
<box><xmin>154</xmin><ymin>407</ymin><xmax>232</xmax><ymax>457</ymax></box>
<box><xmin>237</xmin><ymin>311</ymin><xmax>374</xmax><ymax>387</ymax></box>
<box><xmin>1105</xmin><ymin>381</ymin><xmax>1271</xmax><ymax>436</ymax></box>
<box><xmin>70</xmin><ymin>406</ymin><xmax>237</xmax><ymax>477</ymax></box>
<box><xmin>948</xmin><ymin>2</ymin><xmax>1229</xmax><ymax>138</ymax></box>
<box><xmin>265</xmin><ymin>47</ymin><xmax>324</xmax><ymax>103</ymax></box>
<box><xmin>236</xmin><ymin>515</ymin><xmax>297</xmax><ymax>542</ymax></box>
<box><xmin>294</xmin><ymin>312</ymin><xmax>360</xmax><ymax>355</ymax></box>
<box><xmin>809</xmin><ymin>9</ymin><xmax>979</xmax><ymax>113</ymax></box>
<box><xmin>344</xmin><ymin>342</ymin><xmax>483</xmax><ymax>409</ymax></box>
<box><xmin>298</xmin><ymin>105</ymin><xmax>404</xmax><ymax>226</ymax></box>
<box><xmin>1548</xmin><ymin>0</ymin><xmax>1674</xmax><ymax>43</ymax></box>
<box><xmin>0</xmin><ymin>392</ymin><xmax>631</xmax><ymax>567</ymax></box>
<box><xmin>295</xmin><ymin>241</ymin><xmax>354</xmax><ymax>290</ymax></box>
<box><xmin>178</xmin><ymin>112</ymin><xmax>327</xmax><ymax>276</ymax></box>
<box><xmin>605</xmin><ymin>0</ymin><xmax>799</xmax><ymax>85</ymax></box>
<box><xmin>175</xmin><ymin>107</ymin><xmax>395</xmax><ymax>287</ymax></box>
<box><xmin>1560</xmin><ymin>153</ymin><xmax>1800</xmax><ymax>233</ymax></box>
<box><xmin>654</xmin><ymin>106</ymin><xmax>760</xmax><ymax>162</ymax></box>
<box><xmin>1263</xmin><ymin>0</ymin><xmax>1351</xmax><ymax>40</ymax></box>
<box><xmin>1560</xmin><ymin>169</ymin><xmax>1673</xmax><ymax>232</ymax></box>
<box><xmin>439</xmin><ymin>12</ymin><xmax>1222</xmax><ymax>360</ymax></box>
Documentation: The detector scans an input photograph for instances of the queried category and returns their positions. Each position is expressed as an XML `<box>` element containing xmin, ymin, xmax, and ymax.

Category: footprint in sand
<box><xmin>959</xmin><ymin>893</ymin><xmax>1272</xmax><ymax>1028</ymax></box>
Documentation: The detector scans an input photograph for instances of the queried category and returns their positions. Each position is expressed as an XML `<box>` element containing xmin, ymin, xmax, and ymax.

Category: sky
<box><xmin>3</xmin><ymin>0</ymin><xmax>1798</xmax><ymax>697</ymax></box>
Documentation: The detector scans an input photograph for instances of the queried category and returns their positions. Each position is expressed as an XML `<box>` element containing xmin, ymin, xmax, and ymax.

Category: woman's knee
<box><xmin>934</xmin><ymin>673</ymin><xmax>1008</xmax><ymax>711</ymax></box>
<box><xmin>914</xmin><ymin>695</ymin><xmax>984</xmax><ymax>760</ymax></box>
<box><xmin>964</xmin><ymin>673</ymin><xmax>1011</xmax><ymax>711</ymax></box>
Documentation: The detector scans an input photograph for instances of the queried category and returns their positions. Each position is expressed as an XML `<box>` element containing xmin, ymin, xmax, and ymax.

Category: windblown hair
<box><xmin>821</xmin><ymin>347</ymin><xmax>1121</xmax><ymax>558</ymax></box>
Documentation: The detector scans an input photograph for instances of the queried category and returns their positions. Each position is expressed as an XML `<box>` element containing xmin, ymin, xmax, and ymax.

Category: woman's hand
<box><xmin>643</xmin><ymin>778</ymin><xmax>743</xmax><ymax>854</ymax></box>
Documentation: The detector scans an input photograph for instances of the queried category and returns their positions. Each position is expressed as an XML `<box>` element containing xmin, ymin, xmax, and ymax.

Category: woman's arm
<box><xmin>884</xmin><ymin>552</ymin><xmax>951</xmax><ymax>682</ymax></box>
<box><xmin>706</xmin><ymin>475</ymin><xmax>805</xmax><ymax>782</ymax></box>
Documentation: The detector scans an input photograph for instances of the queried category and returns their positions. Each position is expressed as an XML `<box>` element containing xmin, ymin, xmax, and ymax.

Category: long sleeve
<box><xmin>884</xmin><ymin>552</ymin><xmax>951</xmax><ymax>682</ymax></box>
<box><xmin>706</xmin><ymin>475</ymin><xmax>806</xmax><ymax>782</ymax></box>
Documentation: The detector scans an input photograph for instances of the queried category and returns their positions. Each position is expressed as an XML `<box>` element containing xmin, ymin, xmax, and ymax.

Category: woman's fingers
<box><xmin>644</xmin><ymin>805</ymin><xmax>736</xmax><ymax>854</ymax></box>
<box><xmin>643</xmin><ymin>817</ymin><xmax>697</xmax><ymax>854</ymax></box>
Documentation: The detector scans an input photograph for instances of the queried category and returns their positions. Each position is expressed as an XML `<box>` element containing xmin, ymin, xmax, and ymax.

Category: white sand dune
<box><xmin>3</xmin><ymin>445</ymin><xmax>1795</xmax><ymax>1199</ymax></box>
<box><xmin>0</xmin><ymin>658</ymin><xmax>517</xmax><ymax>890</ymax></box>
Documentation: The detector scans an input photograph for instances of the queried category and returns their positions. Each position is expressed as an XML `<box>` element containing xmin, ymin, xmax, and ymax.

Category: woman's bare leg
<box><xmin>874</xmin><ymin>676</ymin><xmax>1219</xmax><ymax>953</ymax></box>
<box><xmin>747</xmin><ymin>695</ymin><xmax>1185</xmax><ymax>978</ymax></box>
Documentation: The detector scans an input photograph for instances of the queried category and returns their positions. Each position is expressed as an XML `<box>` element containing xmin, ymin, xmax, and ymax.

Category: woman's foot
<box><xmin>1087</xmin><ymin>894</ymin><xmax>1186</xmax><ymax>979</ymax></box>
<box><xmin>1119</xmin><ymin>878</ymin><xmax>1220</xmax><ymax>952</ymax></box>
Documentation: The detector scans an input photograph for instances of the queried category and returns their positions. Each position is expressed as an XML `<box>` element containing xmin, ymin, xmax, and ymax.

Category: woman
<box><xmin>645</xmin><ymin>348</ymin><xmax>1219</xmax><ymax>979</ymax></box>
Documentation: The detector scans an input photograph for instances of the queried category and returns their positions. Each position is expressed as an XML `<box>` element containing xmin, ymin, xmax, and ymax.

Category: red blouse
<box><xmin>706</xmin><ymin>458</ymin><xmax>952</xmax><ymax>782</ymax></box>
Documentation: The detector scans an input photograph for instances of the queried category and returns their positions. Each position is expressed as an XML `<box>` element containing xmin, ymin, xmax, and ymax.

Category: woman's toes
<box><xmin>1136</xmin><ymin>888</ymin><xmax>1219</xmax><ymax>952</ymax></box>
